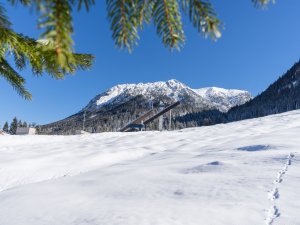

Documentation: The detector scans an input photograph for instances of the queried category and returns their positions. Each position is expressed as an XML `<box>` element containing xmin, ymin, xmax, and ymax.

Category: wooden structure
<box><xmin>120</xmin><ymin>101</ymin><xmax>180</xmax><ymax>132</ymax></box>
<box><xmin>119</xmin><ymin>109</ymin><xmax>155</xmax><ymax>132</ymax></box>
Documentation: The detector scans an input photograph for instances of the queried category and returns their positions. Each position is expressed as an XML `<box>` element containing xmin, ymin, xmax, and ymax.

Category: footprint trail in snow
<box><xmin>265</xmin><ymin>153</ymin><xmax>295</xmax><ymax>225</ymax></box>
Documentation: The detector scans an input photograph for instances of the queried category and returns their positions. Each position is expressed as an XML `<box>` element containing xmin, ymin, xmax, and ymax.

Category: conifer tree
<box><xmin>29</xmin><ymin>122</ymin><xmax>37</xmax><ymax>128</ymax></box>
<box><xmin>9</xmin><ymin>117</ymin><xmax>18</xmax><ymax>134</ymax></box>
<box><xmin>0</xmin><ymin>0</ymin><xmax>272</xmax><ymax>98</ymax></box>
<box><xmin>18</xmin><ymin>120</ymin><xmax>23</xmax><ymax>128</ymax></box>
<box><xmin>3</xmin><ymin>122</ymin><xmax>9</xmax><ymax>132</ymax></box>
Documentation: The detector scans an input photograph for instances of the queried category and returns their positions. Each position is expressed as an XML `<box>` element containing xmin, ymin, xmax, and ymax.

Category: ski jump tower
<box><xmin>119</xmin><ymin>101</ymin><xmax>180</xmax><ymax>132</ymax></box>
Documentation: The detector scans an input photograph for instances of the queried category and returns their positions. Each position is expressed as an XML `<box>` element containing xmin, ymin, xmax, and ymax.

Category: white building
<box><xmin>74</xmin><ymin>130</ymin><xmax>90</xmax><ymax>135</ymax></box>
<box><xmin>16</xmin><ymin>127</ymin><xmax>36</xmax><ymax>135</ymax></box>
<box><xmin>0</xmin><ymin>131</ymin><xmax>8</xmax><ymax>135</ymax></box>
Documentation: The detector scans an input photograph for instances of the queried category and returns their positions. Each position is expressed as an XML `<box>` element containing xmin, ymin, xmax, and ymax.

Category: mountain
<box><xmin>193</xmin><ymin>87</ymin><xmax>251</xmax><ymax>112</ymax></box>
<box><xmin>40</xmin><ymin>79</ymin><xmax>251</xmax><ymax>134</ymax></box>
<box><xmin>83</xmin><ymin>79</ymin><xmax>251</xmax><ymax>113</ymax></box>
<box><xmin>227</xmin><ymin>60</ymin><xmax>300</xmax><ymax>121</ymax></box>
<box><xmin>84</xmin><ymin>79</ymin><xmax>207</xmax><ymax>111</ymax></box>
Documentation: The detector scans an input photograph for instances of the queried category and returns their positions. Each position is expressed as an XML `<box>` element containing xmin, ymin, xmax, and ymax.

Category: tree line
<box><xmin>2</xmin><ymin>117</ymin><xmax>37</xmax><ymax>135</ymax></box>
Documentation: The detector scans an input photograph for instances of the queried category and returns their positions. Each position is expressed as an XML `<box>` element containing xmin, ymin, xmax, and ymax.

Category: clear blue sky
<box><xmin>1</xmin><ymin>0</ymin><xmax>300</xmax><ymax>126</ymax></box>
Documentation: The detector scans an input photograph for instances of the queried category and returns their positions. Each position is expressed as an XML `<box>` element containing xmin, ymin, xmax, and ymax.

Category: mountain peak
<box><xmin>166</xmin><ymin>79</ymin><xmax>182</xmax><ymax>85</ymax></box>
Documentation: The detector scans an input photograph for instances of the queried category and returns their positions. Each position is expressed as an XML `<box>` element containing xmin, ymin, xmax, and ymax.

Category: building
<box><xmin>16</xmin><ymin>127</ymin><xmax>36</xmax><ymax>135</ymax></box>
<box><xmin>0</xmin><ymin>130</ymin><xmax>8</xmax><ymax>135</ymax></box>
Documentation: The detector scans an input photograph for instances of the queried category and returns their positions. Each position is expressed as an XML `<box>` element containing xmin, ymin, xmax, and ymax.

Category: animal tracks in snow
<box><xmin>287</xmin><ymin>153</ymin><xmax>294</xmax><ymax>165</ymax></box>
<box><xmin>265</xmin><ymin>153</ymin><xmax>295</xmax><ymax>225</ymax></box>
<box><xmin>268</xmin><ymin>188</ymin><xmax>279</xmax><ymax>201</ymax></box>
<box><xmin>265</xmin><ymin>206</ymin><xmax>280</xmax><ymax>225</ymax></box>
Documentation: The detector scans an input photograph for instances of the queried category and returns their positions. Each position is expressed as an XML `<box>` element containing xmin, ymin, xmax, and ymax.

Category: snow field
<box><xmin>0</xmin><ymin>110</ymin><xmax>300</xmax><ymax>225</ymax></box>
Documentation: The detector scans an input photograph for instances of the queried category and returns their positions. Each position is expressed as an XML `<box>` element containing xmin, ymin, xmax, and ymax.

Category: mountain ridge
<box><xmin>83</xmin><ymin>79</ymin><xmax>251</xmax><ymax>113</ymax></box>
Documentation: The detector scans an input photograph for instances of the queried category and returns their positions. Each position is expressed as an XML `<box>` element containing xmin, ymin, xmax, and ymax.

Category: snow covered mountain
<box><xmin>84</xmin><ymin>79</ymin><xmax>203</xmax><ymax>111</ymax></box>
<box><xmin>194</xmin><ymin>87</ymin><xmax>252</xmax><ymax>112</ymax></box>
<box><xmin>84</xmin><ymin>79</ymin><xmax>251</xmax><ymax>113</ymax></box>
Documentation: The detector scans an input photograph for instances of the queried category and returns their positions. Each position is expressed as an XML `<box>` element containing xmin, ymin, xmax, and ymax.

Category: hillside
<box><xmin>227</xmin><ymin>60</ymin><xmax>300</xmax><ymax>121</ymax></box>
<box><xmin>1</xmin><ymin>110</ymin><xmax>300</xmax><ymax>225</ymax></box>
<box><xmin>177</xmin><ymin>60</ymin><xmax>300</xmax><ymax>128</ymax></box>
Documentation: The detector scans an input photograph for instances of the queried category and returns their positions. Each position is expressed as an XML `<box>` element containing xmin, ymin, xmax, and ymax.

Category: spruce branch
<box><xmin>181</xmin><ymin>0</ymin><xmax>221</xmax><ymax>39</ymax></box>
<box><xmin>134</xmin><ymin>0</ymin><xmax>153</xmax><ymax>29</ymax></box>
<box><xmin>0</xmin><ymin>4</ymin><xmax>11</xmax><ymax>29</ymax></box>
<box><xmin>7</xmin><ymin>0</ymin><xmax>32</xmax><ymax>6</ymax></box>
<box><xmin>0</xmin><ymin>58</ymin><xmax>32</xmax><ymax>100</ymax></box>
<box><xmin>73</xmin><ymin>0</ymin><xmax>96</xmax><ymax>11</ymax></box>
<box><xmin>0</xmin><ymin>25</ymin><xmax>94</xmax><ymax>98</ymax></box>
<box><xmin>38</xmin><ymin>0</ymin><xmax>75</xmax><ymax>71</ymax></box>
<box><xmin>252</xmin><ymin>0</ymin><xmax>275</xmax><ymax>7</ymax></box>
<box><xmin>152</xmin><ymin>0</ymin><xmax>184</xmax><ymax>50</ymax></box>
<box><xmin>106</xmin><ymin>0</ymin><xmax>139</xmax><ymax>51</ymax></box>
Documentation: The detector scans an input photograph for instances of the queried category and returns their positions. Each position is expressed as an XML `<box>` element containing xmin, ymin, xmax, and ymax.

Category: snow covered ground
<box><xmin>0</xmin><ymin>110</ymin><xmax>300</xmax><ymax>225</ymax></box>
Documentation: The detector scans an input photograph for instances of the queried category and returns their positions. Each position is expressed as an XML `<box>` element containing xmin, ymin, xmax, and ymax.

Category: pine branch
<box><xmin>152</xmin><ymin>0</ymin><xmax>184</xmax><ymax>50</ymax></box>
<box><xmin>0</xmin><ymin>26</ymin><xmax>94</xmax><ymax>97</ymax></box>
<box><xmin>106</xmin><ymin>0</ymin><xmax>139</xmax><ymax>51</ymax></box>
<box><xmin>39</xmin><ymin>49</ymin><xmax>94</xmax><ymax>78</ymax></box>
<box><xmin>181</xmin><ymin>0</ymin><xmax>221</xmax><ymax>39</ymax></box>
<box><xmin>0</xmin><ymin>4</ymin><xmax>11</xmax><ymax>29</ymax></box>
<box><xmin>38</xmin><ymin>0</ymin><xmax>75</xmax><ymax>71</ymax></box>
<box><xmin>1</xmin><ymin>24</ymin><xmax>94</xmax><ymax>75</ymax></box>
<box><xmin>1</xmin><ymin>28</ymin><xmax>42</xmax><ymax>73</ymax></box>
<box><xmin>13</xmin><ymin>51</ymin><xmax>27</xmax><ymax>70</ymax></box>
<box><xmin>1</xmin><ymin>1</ymin><xmax>94</xmax><ymax>99</ymax></box>
<box><xmin>134</xmin><ymin>0</ymin><xmax>153</xmax><ymax>29</ymax></box>
<box><xmin>72</xmin><ymin>0</ymin><xmax>96</xmax><ymax>11</ymax></box>
<box><xmin>252</xmin><ymin>0</ymin><xmax>275</xmax><ymax>7</ymax></box>
<box><xmin>0</xmin><ymin>58</ymin><xmax>32</xmax><ymax>100</ymax></box>
<box><xmin>7</xmin><ymin>0</ymin><xmax>32</xmax><ymax>6</ymax></box>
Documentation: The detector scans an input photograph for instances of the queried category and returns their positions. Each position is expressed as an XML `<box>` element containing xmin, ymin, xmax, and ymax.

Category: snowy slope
<box><xmin>84</xmin><ymin>79</ymin><xmax>251</xmax><ymax>112</ymax></box>
<box><xmin>1</xmin><ymin>110</ymin><xmax>300</xmax><ymax>225</ymax></box>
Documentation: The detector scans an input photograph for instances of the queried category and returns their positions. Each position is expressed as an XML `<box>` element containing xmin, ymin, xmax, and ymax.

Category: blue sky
<box><xmin>1</xmin><ymin>0</ymin><xmax>300</xmax><ymax>126</ymax></box>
